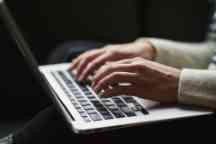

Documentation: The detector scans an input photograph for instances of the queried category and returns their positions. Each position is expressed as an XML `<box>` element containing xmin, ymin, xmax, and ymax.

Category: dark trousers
<box><xmin>13</xmin><ymin>41</ymin><xmax>216</xmax><ymax>144</ymax></box>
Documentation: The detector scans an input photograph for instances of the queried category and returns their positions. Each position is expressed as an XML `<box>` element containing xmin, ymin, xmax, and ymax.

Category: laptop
<box><xmin>0</xmin><ymin>0</ymin><xmax>213</xmax><ymax>134</ymax></box>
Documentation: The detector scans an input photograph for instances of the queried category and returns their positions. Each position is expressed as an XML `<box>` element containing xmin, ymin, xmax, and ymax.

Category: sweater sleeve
<box><xmin>136</xmin><ymin>38</ymin><xmax>216</xmax><ymax>109</ymax></box>
<box><xmin>143</xmin><ymin>38</ymin><xmax>216</xmax><ymax>69</ymax></box>
<box><xmin>178</xmin><ymin>69</ymin><xmax>216</xmax><ymax>109</ymax></box>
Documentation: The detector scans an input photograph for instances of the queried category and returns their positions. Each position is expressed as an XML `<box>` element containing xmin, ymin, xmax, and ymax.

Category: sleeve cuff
<box><xmin>144</xmin><ymin>38</ymin><xmax>186</xmax><ymax>68</ymax></box>
<box><xmin>178</xmin><ymin>69</ymin><xmax>216</xmax><ymax>109</ymax></box>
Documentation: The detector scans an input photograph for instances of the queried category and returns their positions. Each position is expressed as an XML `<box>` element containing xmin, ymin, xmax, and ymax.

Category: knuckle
<box><xmin>104</xmin><ymin>44</ymin><xmax>114</xmax><ymax>49</ymax></box>
<box><xmin>82</xmin><ymin>49</ymin><xmax>97</xmax><ymax>57</ymax></box>
<box><xmin>81</xmin><ymin>58</ymin><xmax>88</xmax><ymax>65</ymax></box>
<box><xmin>98</xmin><ymin>65</ymin><xmax>106</xmax><ymax>72</ymax></box>
<box><xmin>109</xmin><ymin>49</ymin><xmax>120</xmax><ymax>55</ymax></box>
<box><xmin>87</xmin><ymin>63</ymin><xmax>94</xmax><ymax>69</ymax></box>
<box><xmin>88</xmin><ymin>49</ymin><xmax>99</xmax><ymax>53</ymax></box>
<box><xmin>134</xmin><ymin>57</ymin><xmax>143</xmax><ymax>61</ymax></box>
<box><xmin>80</xmin><ymin>52</ymin><xmax>89</xmax><ymax>58</ymax></box>
<box><xmin>91</xmin><ymin>59</ymin><xmax>101</xmax><ymax>67</ymax></box>
<box><xmin>105</xmin><ymin>50</ymin><xmax>115</xmax><ymax>56</ymax></box>
<box><xmin>132</xmin><ymin>63</ymin><xmax>144</xmax><ymax>73</ymax></box>
<box><xmin>96</xmin><ymin>66</ymin><xmax>107</xmax><ymax>76</ymax></box>
<box><xmin>102</xmin><ymin>63</ymin><xmax>115</xmax><ymax>71</ymax></box>
<box><xmin>104</xmin><ymin>47</ymin><xmax>119</xmax><ymax>55</ymax></box>
<box><xmin>110</xmin><ymin>72</ymin><xmax>121</xmax><ymax>78</ymax></box>
<box><xmin>91</xmin><ymin>61</ymin><xmax>100</xmax><ymax>68</ymax></box>
<box><xmin>107</xmin><ymin>62</ymin><xmax>116</xmax><ymax>69</ymax></box>
<box><xmin>84</xmin><ymin>55</ymin><xmax>93</xmax><ymax>61</ymax></box>
<box><xmin>101</xmin><ymin>65</ymin><xmax>110</xmax><ymax>73</ymax></box>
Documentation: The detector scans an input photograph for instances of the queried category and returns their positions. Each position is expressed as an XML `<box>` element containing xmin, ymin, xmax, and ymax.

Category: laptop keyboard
<box><xmin>51</xmin><ymin>70</ymin><xmax>148</xmax><ymax>123</ymax></box>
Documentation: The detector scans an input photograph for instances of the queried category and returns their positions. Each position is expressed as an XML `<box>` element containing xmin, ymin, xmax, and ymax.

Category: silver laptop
<box><xmin>0</xmin><ymin>0</ymin><xmax>213</xmax><ymax>134</ymax></box>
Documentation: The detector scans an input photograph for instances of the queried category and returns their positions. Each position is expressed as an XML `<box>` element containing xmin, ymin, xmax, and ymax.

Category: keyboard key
<box><xmin>80</xmin><ymin>87</ymin><xmax>88</xmax><ymax>91</ymax></box>
<box><xmin>69</xmin><ymin>88</ymin><xmax>78</xmax><ymax>92</ymax></box>
<box><xmin>70</xmin><ymin>98</ymin><xmax>76</xmax><ymax>102</ymax></box>
<box><xmin>79</xmin><ymin>100</ymin><xmax>90</xmax><ymax>105</ymax></box>
<box><xmin>88</xmin><ymin>112</ymin><xmax>102</xmax><ymax>121</ymax></box>
<box><xmin>101</xmin><ymin>99</ymin><xmax>125</xmax><ymax>118</ymax></box>
<box><xmin>103</xmin><ymin>114</ymin><xmax>114</xmax><ymax>120</ymax></box>
<box><xmin>123</xmin><ymin>97</ymin><xmax>148</xmax><ymax>115</ymax></box>
<box><xmin>78</xmin><ymin>111</ymin><xmax>88</xmax><ymax>117</ymax></box>
<box><xmin>72</xmin><ymin>102</ymin><xmax>79</xmax><ymax>107</ymax></box>
<box><xmin>72</xmin><ymin>91</ymin><xmax>81</xmax><ymax>95</ymax></box>
<box><xmin>78</xmin><ymin>109</ymin><xmax>85</xmax><ymax>114</ymax></box>
<box><xmin>75</xmin><ymin>96</ymin><xmax>84</xmax><ymax>99</ymax></box>
<box><xmin>81</xmin><ymin>116</ymin><xmax>91</xmax><ymax>122</ymax></box>
<box><xmin>91</xmin><ymin>100</ymin><xmax>113</xmax><ymax>120</ymax></box>
<box><xmin>86</xmin><ymin>95</ymin><xmax>97</xmax><ymax>100</ymax></box>
<box><xmin>67</xmin><ymin>83</ymin><xmax>76</xmax><ymax>88</ymax></box>
<box><xmin>72</xmin><ymin>103</ymin><xmax>82</xmax><ymax>109</ymax></box>
<box><xmin>102</xmin><ymin>99</ymin><xmax>113</xmax><ymax>105</ymax></box>
<box><xmin>83</xmin><ymin>105</ymin><xmax>93</xmax><ymax>110</ymax></box>
<box><xmin>84</xmin><ymin>91</ymin><xmax>92</xmax><ymax>95</ymax></box>
<box><xmin>78</xmin><ymin>99</ymin><xmax>88</xmax><ymax>103</ymax></box>
<box><xmin>135</xmin><ymin>104</ymin><xmax>149</xmax><ymax>115</ymax></box>
<box><xmin>111</xmin><ymin>110</ymin><xmax>125</xmax><ymax>118</ymax></box>
<box><xmin>86</xmin><ymin>109</ymin><xmax>96</xmax><ymax>114</ymax></box>
<box><xmin>123</xmin><ymin>96</ymin><xmax>137</xmax><ymax>103</ymax></box>
<box><xmin>112</xmin><ymin>98</ymin><xmax>136</xmax><ymax>117</ymax></box>
<box><xmin>75</xmin><ymin>106</ymin><xmax>82</xmax><ymax>110</ymax></box>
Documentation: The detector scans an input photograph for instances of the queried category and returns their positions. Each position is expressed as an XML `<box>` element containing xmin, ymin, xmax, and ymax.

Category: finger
<box><xmin>111</xmin><ymin>58</ymin><xmax>134</xmax><ymax>64</ymax></box>
<box><xmin>76</xmin><ymin>50</ymin><xmax>104</xmax><ymax>79</ymax></box>
<box><xmin>100</xmin><ymin>85</ymin><xmax>136</xmax><ymax>98</ymax></box>
<box><xmin>78</xmin><ymin>52</ymin><xmax>116</xmax><ymax>81</ymax></box>
<box><xmin>112</xmin><ymin>57</ymin><xmax>145</xmax><ymax>65</ymax></box>
<box><xmin>92</xmin><ymin>63</ymin><xmax>135</xmax><ymax>87</ymax></box>
<box><xmin>70</xmin><ymin>56</ymin><xmax>82</xmax><ymax>70</ymax></box>
<box><xmin>70</xmin><ymin>49</ymin><xmax>103</xmax><ymax>70</ymax></box>
<box><xmin>93</xmin><ymin>72</ymin><xmax>138</xmax><ymax>92</ymax></box>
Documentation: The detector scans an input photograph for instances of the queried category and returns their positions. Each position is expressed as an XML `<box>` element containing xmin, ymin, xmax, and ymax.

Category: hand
<box><xmin>70</xmin><ymin>41</ymin><xmax>155</xmax><ymax>81</ymax></box>
<box><xmin>92</xmin><ymin>57</ymin><xmax>181</xmax><ymax>104</ymax></box>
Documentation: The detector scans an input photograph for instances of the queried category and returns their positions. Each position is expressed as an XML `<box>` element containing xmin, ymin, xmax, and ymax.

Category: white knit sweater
<box><xmin>147</xmin><ymin>38</ymin><xmax>216</xmax><ymax>109</ymax></box>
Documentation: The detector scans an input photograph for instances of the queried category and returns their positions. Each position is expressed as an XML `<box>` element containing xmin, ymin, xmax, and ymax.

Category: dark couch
<box><xmin>0</xmin><ymin>0</ymin><xmax>211</xmax><ymax>138</ymax></box>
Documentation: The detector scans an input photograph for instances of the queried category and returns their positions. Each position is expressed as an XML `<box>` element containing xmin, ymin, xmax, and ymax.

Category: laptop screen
<box><xmin>0</xmin><ymin>1</ymin><xmax>50</xmax><ymax>119</ymax></box>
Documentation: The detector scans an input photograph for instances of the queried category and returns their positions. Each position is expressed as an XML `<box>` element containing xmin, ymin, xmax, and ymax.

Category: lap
<box><xmin>13</xmin><ymin>106</ymin><xmax>152</xmax><ymax>144</ymax></box>
<box><xmin>13</xmin><ymin>105</ymin><xmax>216</xmax><ymax>144</ymax></box>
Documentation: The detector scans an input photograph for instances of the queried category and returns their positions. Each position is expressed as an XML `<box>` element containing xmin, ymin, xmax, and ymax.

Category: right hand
<box><xmin>70</xmin><ymin>40</ymin><xmax>156</xmax><ymax>81</ymax></box>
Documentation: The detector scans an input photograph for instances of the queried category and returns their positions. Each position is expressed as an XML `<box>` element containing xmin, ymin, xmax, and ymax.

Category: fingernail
<box><xmin>91</xmin><ymin>82</ymin><xmax>96</xmax><ymax>88</ymax></box>
<box><xmin>98</xmin><ymin>89</ymin><xmax>104</xmax><ymax>97</ymax></box>
<box><xmin>93</xmin><ymin>87</ymin><xmax>97</xmax><ymax>92</ymax></box>
<box><xmin>78</xmin><ymin>77</ymin><xmax>83</xmax><ymax>82</ymax></box>
<box><xmin>95</xmin><ymin>87</ymin><xmax>101</xmax><ymax>93</ymax></box>
<box><xmin>93</xmin><ymin>86</ymin><xmax>98</xmax><ymax>92</ymax></box>
<box><xmin>76</xmin><ymin>73</ymin><xmax>82</xmax><ymax>80</ymax></box>
<box><xmin>91</xmin><ymin>82</ymin><xmax>95</xmax><ymax>88</ymax></box>
<box><xmin>72</xmin><ymin>70</ymin><xmax>77</xmax><ymax>75</ymax></box>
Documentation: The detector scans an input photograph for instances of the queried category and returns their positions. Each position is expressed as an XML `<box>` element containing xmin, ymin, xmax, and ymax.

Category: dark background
<box><xmin>4</xmin><ymin>0</ymin><xmax>210</xmax><ymax>63</ymax></box>
<box><xmin>0</xmin><ymin>0</ymin><xmax>211</xmax><ymax>119</ymax></box>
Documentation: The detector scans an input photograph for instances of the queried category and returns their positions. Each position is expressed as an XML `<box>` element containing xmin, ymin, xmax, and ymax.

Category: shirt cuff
<box><xmin>178</xmin><ymin>69</ymin><xmax>216</xmax><ymax>109</ymax></box>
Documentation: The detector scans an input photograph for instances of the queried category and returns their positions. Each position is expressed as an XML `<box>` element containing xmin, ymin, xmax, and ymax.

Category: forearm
<box><xmin>136</xmin><ymin>38</ymin><xmax>216</xmax><ymax>69</ymax></box>
<box><xmin>179</xmin><ymin>69</ymin><xmax>216</xmax><ymax>109</ymax></box>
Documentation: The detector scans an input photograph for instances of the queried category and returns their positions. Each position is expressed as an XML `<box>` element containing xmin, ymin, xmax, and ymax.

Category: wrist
<box><xmin>169</xmin><ymin>68</ymin><xmax>181</xmax><ymax>103</ymax></box>
<box><xmin>134</xmin><ymin>38</ymin><xmax>157</xmax><ymax>60</ymax></box>
<box><xmin>160</xmin><ymin>65</ymin><xmax>181</xmax><ymax>103</ymax></box>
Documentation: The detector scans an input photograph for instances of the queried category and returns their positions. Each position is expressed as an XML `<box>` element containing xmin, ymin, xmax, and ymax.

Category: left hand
<box><xmin>92</xmin><ymin>57</ymin><xmax>181</xmax><ymax>104</ymax></box>
<box><xmin>70</xmin><ymin>41</ymin><xmax>155</xmax><ymax>81</ymax></box>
